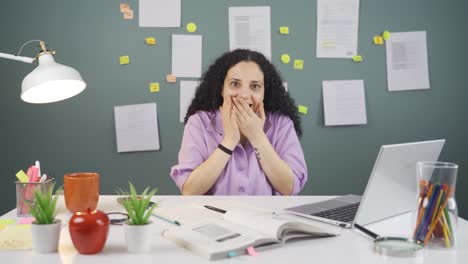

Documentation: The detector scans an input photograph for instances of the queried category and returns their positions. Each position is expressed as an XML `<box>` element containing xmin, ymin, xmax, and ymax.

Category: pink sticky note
<box><xmin>246</xmin><ymin>246</ymin><xmax>258</xmax><ymax>256</ymax></box>
<box><xmin>17</xmin><ymin>217</ymin><xmax>35</xmax><ymax>224</ymax></box>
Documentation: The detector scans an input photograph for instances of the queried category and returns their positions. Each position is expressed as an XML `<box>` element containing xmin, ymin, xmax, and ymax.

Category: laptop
<box><xmin>285</xmin><ymin>139</ymin><xmax>445</xmax><ymax>228</ymax></box>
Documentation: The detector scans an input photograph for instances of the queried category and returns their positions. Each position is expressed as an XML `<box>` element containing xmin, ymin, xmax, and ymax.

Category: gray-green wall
<box><xmin>1</xmin><ymin>0</ymin><xmax>467</xmax><ymax>218</ymax></box>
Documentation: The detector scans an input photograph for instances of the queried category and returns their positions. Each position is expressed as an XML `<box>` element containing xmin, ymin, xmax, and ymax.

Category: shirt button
<box><xmin>238</xmin><ymin>186</ymin><xmax>245</xmax><ymax>193</ymax></box>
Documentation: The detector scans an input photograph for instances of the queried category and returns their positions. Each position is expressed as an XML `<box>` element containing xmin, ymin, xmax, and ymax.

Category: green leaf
<box><xmin>28</xmin><ymin>182</ymin><xmax>59</xmax><ymax>224</ymax></box>
<box><xmin>117</xmin><ymin>181</ymin><xmax>158</xmax><ymax>225</ymax></box>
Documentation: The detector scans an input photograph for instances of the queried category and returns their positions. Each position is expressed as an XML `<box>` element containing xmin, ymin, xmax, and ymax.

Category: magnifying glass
<box><xmin>354</xmin><ymin>223</ymin><xmax>424</xmax><ymax>257</ymax></box>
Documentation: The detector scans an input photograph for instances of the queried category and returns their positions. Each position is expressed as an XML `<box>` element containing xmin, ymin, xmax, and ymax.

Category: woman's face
<box><xmin>221</xmin><ymin>61</ymin><xmax>265</xmax><ymax>108</ymax></box>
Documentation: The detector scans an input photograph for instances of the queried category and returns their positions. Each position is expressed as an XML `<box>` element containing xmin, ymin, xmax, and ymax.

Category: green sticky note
<box><xmin>293</xmin><ymin>59</ymin><xmax>304</xmax><ymax>70</ymax></box>
<box><xmin>279</xmin><ymin>26</ymin><xmax>290</xmax><ymax>35</ymax></box>
<box><xmin>382</xmin><ymin>30</ymin><xmax>391</xmax><ymax>40</ymax></box>
<box><xmin>352</xmin><ymin>55</ymin><xmax>363</xmax><ymax>62</ymax></box>
<box><xmin>16</xmin><ymin>170</ymin><xmax>29</xmax><ymax>182</ymax></box>
<box><xmin>298</xmin><ymin>105</ymin><xmax>308</xmax><ymax>114</ymax></box>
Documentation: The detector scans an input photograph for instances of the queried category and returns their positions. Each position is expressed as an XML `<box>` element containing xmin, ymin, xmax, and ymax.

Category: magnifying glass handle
<box><xmin>354</xmin><ymin>223</ymin><xmax>379</xmax><ymax>240</ymax></box>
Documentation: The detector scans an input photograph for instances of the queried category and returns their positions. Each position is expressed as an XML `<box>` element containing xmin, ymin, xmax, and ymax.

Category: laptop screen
<box><xmin>354</xmin><ymin>139</ymin><xmax>445</xmax><ymax>226</ymax></box>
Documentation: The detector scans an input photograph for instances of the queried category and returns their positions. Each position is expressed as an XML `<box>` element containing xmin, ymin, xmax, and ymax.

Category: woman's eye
<box><xmin>251</xmin><ymin>84</ymin><xmax>261</xmax><ymax>90</ymax></box>
<box><xmin>230</xmin><ymin>81</ymin><xmax>240</xmax><ymax>87</ymax></box>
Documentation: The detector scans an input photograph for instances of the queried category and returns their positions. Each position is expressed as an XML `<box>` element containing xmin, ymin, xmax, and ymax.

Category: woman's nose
<box><xmin>238</xmin><ymin>87</ymin><xmax>250</xmax><ymax>98</ymax></box>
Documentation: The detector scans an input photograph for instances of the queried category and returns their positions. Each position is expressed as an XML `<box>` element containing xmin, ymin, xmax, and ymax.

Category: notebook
<box><xmin>285</xmin><ymin>139</ymin><xmax>445</xmax><ymax>228</ymax></box>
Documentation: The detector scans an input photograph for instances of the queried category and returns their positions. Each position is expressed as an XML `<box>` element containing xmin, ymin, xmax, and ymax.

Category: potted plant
<box><xmin>28</xmin><ymin>182</ymin><xmax>62</xmax><ymax>253</ymax></box>
<box><xmin>117</xmin><ymin>182</ymin><xmax>158</xmax><ymax>253</ymax></box>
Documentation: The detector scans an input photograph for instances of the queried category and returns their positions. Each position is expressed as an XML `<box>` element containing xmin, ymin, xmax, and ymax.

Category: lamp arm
<box><xmin>0</xmin><ymin>39</ymin><xmax>46</xmax><ymax>64</ymax></box>
<box><xmin>0</xmin><ymin>52</ymin><xmax>35</xmax><ymax>63</ymax></box>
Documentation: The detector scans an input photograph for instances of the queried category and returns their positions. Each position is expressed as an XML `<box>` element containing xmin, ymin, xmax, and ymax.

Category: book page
<box><xmin>162</xmin><ymin>218</ymin><xmax>275</xmax><ymax>260</ymax></box>
<box><xmin>224</xmin><ymin>207</ymin><xmax>338</xmax><ymax>241</ymax></box>
<box><xmin>224</xmin><ymin>207</ymin><xmax>296</xmax><ymax>239</ymax></box>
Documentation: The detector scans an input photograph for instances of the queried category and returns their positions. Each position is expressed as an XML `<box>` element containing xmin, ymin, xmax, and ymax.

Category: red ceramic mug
<box><xmin>64</xmin><ymin>172</ymin><xmax>99</xmax><ymax>213</ymax></box>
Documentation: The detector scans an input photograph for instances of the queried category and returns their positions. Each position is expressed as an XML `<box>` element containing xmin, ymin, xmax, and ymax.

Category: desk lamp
<box><xmin>0</xmin><ymin>40</ymin><xmax>86</xmax><ymax>104</ymax></box>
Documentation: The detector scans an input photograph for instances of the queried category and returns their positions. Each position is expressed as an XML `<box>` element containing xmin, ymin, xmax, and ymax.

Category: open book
<box><xmin>158</xmin><ymin>204</ymin><xmax>338</xmax><ymax>260</ymax></box>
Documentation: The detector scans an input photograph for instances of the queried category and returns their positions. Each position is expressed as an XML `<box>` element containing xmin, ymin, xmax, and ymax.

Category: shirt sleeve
<box><xmin>272</xmin><ymin>116</ymin><xmax>308</xmax><ymax>195</ymax></box>
<box><xmin>170</xmin><ymin>114</ymin><xmax>209</xmax><ymax>192</ymax></box>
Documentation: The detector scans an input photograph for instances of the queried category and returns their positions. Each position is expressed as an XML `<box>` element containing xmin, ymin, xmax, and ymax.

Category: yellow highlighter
<box><xmin>16</xmin><ymin>170</ymin><xmax>29</xmax><ymax>182</ymax></box>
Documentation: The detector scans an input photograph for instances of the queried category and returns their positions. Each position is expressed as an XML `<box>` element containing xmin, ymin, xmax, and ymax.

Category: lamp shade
<box><xmin>21</xmin><ymin>54</ymin><xmax>86</xmax><ymax>104</ymax></box>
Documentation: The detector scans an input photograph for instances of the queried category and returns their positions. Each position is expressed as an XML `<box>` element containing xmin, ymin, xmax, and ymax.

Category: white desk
<box><xmin>1</xmin><ymin>195</ymin><xmax>467</xmax><ymax>264</ymax></box>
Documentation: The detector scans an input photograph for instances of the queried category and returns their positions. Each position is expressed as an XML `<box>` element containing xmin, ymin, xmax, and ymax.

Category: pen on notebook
<box><xmin>204</xmin><ymin>205</ymin><xmax>227</xmax><ymax>214</ymax></box>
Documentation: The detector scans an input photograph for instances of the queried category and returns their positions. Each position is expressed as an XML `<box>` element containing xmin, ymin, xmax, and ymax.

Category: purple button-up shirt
<box><xmin>170</xmin><ymin>110</ymin><xmax>307</xmax><ymax>195</ymax></box>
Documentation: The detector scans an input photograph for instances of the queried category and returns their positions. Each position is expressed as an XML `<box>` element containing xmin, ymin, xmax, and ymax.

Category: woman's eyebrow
<box><xmin>250</xmin><ymin>80</ymin><xmax>264</xmax><ymax>85</ymax></box>
<box><xmin>227</xmin><ymin>77</ymin><xmax>241</xmax><ymax>82</ymax></box>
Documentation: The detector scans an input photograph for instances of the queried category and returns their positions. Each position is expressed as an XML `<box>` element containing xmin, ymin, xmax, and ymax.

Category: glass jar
<box><xmin>413</xmin><ymin>161</ymin><xmax>458</xmax><ymax>248</ymax></box>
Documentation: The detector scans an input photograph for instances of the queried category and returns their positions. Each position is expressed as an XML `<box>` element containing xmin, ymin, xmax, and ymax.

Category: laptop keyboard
<box><xmin>311</xmin><ymin>203</ymin><xmax>360</xmax><ymax>223</ymax></box>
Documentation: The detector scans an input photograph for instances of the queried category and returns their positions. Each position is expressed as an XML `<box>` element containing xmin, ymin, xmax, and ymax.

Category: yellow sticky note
<box><xmin>16</xmin><ymin>170</ymin><xmax>29</xmax><ymax>183</ymax></box>
<box><xmin>166</xmin><ymin>74</ymin><xmax>177</xmax><ymax>83</ymax></box>
<box><xmin>373</xmin><ymin>36</ymin><xmax>384</xmax><ymax>45</ymax></box>
<box><xmin>382</xmin><ymin>30</ymin><xmax>391</xmax><ymax>40</ymax></box>
<box><xmin>280</xmin><ymin>54</ymin><xmax>291</xmax><ymax>64</ymax></box>
<box><xmin>149</xmin><ymin>83</ymin><xmax>160</xmax><ymax>93</ymax></box>
<box><xmin>352</xmin><ymin>55</ymin><xmax>363</xmax><ymax>62</ymax></box>
<box><xmin>298</xmin><ymin>105</ymin><xmax>308</xmax><ymax>114</ymax></box>
<box><xmin>186</xmin><ymin>22</ymin><xmax>197</xmax><ymax>33</ymax></box>
<box><xmin>145</xmin><ymin>37</ymin><xmax>156</xmax><ymax>45</ymax></box>
<box><xmin>119</xmin><ymin>56</ymin><xmax>130</xmax><ymax>65</ymax></box>
<box><xmin>293</xmin><ymin>59</ymin><xmax>304</xmax><ymax>70</ymax></box>
<box><xmin>279</xmin><ymin>26</ymin><xmax>290</xmax><ymax>35</ymax></box>
<box><xmin>0</xmin><ymin>220</ymin><xmax>16</xmax><ymax>226</ymax></box>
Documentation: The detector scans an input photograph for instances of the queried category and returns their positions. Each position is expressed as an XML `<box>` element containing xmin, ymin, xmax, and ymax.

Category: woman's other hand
<box><xmin>233</xmin><ymin>96</ymin><xmax>266</xmax><ymax>142</ymax></box>
<box><xmin>220</xmin><ymin>95</ymin><xmax>240</xmax><ymax>150</ymax></box>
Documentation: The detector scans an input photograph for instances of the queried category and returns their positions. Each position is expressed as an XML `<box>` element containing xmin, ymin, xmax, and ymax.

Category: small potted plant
<box><xmin>28</xmin><ymin>183</ymin><xmax>62</xmax><ymax>253</ymax></box>
<box><xmin>117</xmin><ymin>182</ymin><xmax>158</xmax><ymax>253</ymax></box>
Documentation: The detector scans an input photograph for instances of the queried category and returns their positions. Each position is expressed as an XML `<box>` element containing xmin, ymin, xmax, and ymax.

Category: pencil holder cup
<box><xmin>412</xmin><ymin>161</ymin><xmax>458</xmax><ymax>248</ymax></box>
<box><xmin>15</xmin><ymin>179</ymin><xmax>54</xmax><ymax>216</ymax></box>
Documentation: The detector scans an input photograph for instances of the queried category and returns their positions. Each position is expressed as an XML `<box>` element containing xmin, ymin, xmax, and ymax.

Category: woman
<box><xmin>170</xmin><ymin>49</ymin><xmax>307</xmax><ymax>195</ymax></box>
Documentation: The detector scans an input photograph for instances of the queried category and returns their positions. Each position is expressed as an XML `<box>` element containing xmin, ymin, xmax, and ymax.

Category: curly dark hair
<box><xmin>184</xmin><ymin>49</ymin><xmax>302</xmax><ymax>137</ymax></box>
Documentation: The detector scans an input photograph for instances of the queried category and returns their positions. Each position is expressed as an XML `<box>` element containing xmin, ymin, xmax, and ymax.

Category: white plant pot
<box><xmin>31</xmin><ymin>219</ymin><xmax>62</xmax><ymax>253</ymax></box>
<box><xmin>124</xmin><ymin>221</ymin><xmax>153</xmax><ymax>253</ymax></box>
